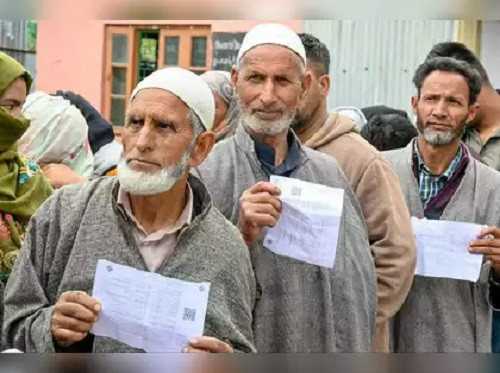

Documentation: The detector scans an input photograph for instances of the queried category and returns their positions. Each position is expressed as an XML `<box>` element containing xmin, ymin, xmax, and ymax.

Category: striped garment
<box><xmin>413</xmin><ymin>140</ymin><xmax>463</xmax><ymax>208</ymax></box>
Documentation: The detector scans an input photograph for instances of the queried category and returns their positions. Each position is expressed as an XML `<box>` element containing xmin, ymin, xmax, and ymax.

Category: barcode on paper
<box><xmin>182</xmin><ymin>307</ymin><xmax>196</xmax><ymax>322</ymax></box>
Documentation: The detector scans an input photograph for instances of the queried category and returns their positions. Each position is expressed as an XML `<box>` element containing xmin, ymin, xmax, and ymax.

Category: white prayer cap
<box><xmin>130</xmin><ymin>67</ymin><xmax>215</xmax><ymax>131</ymax></box>
<box><xmin>237</xmin><ymin>23</ymin><xmax>306</xmax><ymax>65</ymax></box>
<box><xmin>335</xmin><ymin>106</ymin><xmax>368</xmax><ymax>131</ymax></box>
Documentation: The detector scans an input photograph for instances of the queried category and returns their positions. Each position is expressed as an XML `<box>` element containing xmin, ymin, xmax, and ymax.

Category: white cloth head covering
<box><xmin>201</xmin><ymin>70</ymin><xmax>233</xmax><ymax>105</ymax></box>
<box><xmin>201</xmin><ymin>70</ymin><xmax>241</xmax><ymax>140</ymax></box>
<box><xmin>20</xmin><ymin>92</ymin><xmax>94</xmax><ymax>178</ymax></box>
<box><xmin>237</xmin><ymin>23</ymin><xmax>306</xmax><ymax>65</ymax></box>
<box><xmin>334</xmin><ymin>106</ymin><xmax>368</xmax><ymax>131</ymax></box>
<box><xmin>130</xmin><ymin>67</ymin><xmax>215</xmax><ymax>131</ymax></box>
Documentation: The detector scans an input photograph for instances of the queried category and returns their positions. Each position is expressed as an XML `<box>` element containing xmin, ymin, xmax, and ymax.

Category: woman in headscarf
<box><xmin>20</xmin><ymin>91</ymin><xmax>95</xmax><ymax>187</ymax></box>
<box><xmin>21</xmin><ymin>90</ymin><xmax>123</xmax><ymax>186</ymax></box>
<box><xmin>201</xmin><ymin>70</ymin><xmax>240</xmax><ymax>141</ymax></box>
<box><xmin>0</xmin><ymin>52</ymin><xmax>52</xmax><ymax>285</ymax></box>
<box><xmin>54</xmin><ymin>90</ymin><xmax>123</xmax><ymax>178</ymax></box>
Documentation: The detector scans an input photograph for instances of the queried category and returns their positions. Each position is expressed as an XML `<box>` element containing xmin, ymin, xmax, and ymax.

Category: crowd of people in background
<box><xmin>0</xmin><ymin>22</ymin><xmax>499</xmax><ymax>354</ymax></box>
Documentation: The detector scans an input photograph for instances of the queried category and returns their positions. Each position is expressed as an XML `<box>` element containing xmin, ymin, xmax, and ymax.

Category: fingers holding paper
<box><xmin>183</xmin><ymin>336</ymin><xmax>234</xmax><ymax>353</ymax></box>
<box><xmin>469</xmin><ymin>227</ymin><xmax>500</xmax><ymax>272</ymax></box>
<box><xmin>51</xmin><ymin>291</ymin><xmax>101</xmax><ymax>347</ymax></box>
<box><xmin>237</xmin><ymin>182</ymin><xmax>282</xmax><ymax>247</ymax></box>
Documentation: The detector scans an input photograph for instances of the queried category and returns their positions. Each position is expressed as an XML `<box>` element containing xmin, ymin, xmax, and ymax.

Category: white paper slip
<box><xmin>264</xmin><ymin>176</ymin><xmax>344</xmax><ymax>268</ymax></box>
<box><xmin>411</xmin><ymin>217</ymin><xmax>485</xmax><ymax>282</ymax></box>
<box><xmin>92</xmin><ymin>260</ymin><xmax>210</xmax><ymax>352</ymax></box>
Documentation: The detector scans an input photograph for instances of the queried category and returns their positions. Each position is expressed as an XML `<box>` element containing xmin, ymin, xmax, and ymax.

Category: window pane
<box><xmin>138</xmin><ymin>30</ymin><xmax>159</xmax><ymax>82</ymax></box>
<box><xmin>111</xmin><ymin>98</ymin><xmax>126</xmax><ymax>126</ymax></box>
<box><xmin>190</xmin><ymin>70</ymin><xmax>205</xmax><ymax>76</ymax></box>
<box><xmin>164</xmin><ymin>37</ymin><xmax>179</xmax><ymax>66</ymax></box>
<box><xmin>111</xmin><ymin>67</ymin><xmax>127</xmax><ymax>95</ymax></box>
<box><xmin>112</xmin><ymin>34</ymin><xmax>128</xmax><ymax>64</ymax></box>
<box><xmin>191</xmin><ymin>37</ymin><xmax>207</xmax><ymax>67</ymax></box>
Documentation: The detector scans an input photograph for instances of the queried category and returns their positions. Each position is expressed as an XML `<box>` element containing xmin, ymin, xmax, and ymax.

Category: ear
<box><xmin>188</xmin><ymin>131</ymin><xmax>215</xmax><ymax>167</ymax></box>
<box><xmin>300</xmin><ymin>71</ymin><xmax>313</xmax><ymax>102</ymax></box>
<box><xmin>466</xmin><ymin>102</ymin><xmax>479</xmax><ymax>123</ymax></box>
<box><xmin>231</xmin><ymin>67</ymin><xmax>239</xmax><ymax>89</ymax></box>
<box><xmin>318</xmin><ymin>75</ymin><xmax>331</xmax><ymax>97</ymax></box>
<box><xmin>411</xmin><ymin>96</ymin><xmax>419</xmax><ymax>117</ymax></box>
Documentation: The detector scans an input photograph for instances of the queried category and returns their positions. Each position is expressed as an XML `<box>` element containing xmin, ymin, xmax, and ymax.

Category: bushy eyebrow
<box><xmin>422</xmin><ymin>92</ymin><xmax>466</xmax><ymax>103</ymax></box>
<box><xmin>126</xmin><ymin>110</ymin><xmax>180</xmax><ymax>127</ymax></box>
<box><xmin>242</xmin><ymin>68</ymin><xmax>296</xmax><ymax>81</ymax></box>
<box><xmin>243</xmin><ymin>69</ymin><xmax>265</xmax><ymax>76</ymax></box>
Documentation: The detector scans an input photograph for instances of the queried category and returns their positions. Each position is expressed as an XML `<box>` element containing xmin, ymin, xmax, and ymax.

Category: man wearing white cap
<box><xmin>3</xmin><ymin>68</ymin><xmax>256</xmax><ymax>353</ymax></box>
<box><xmin>194</xmin><ymin>23</ymin><xmax>377</xmax><ymax>352</ymax></box>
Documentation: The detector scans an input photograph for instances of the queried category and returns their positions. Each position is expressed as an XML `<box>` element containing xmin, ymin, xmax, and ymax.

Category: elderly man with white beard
<box><xmin>2</xmin><ymin>68</ymin><xmax>256</xmax><ymax>353</ymax></box>
<box><xmin>193</xmin><ymin>23</ymin><xmax>377</xmax><ymax>352</ymax></box>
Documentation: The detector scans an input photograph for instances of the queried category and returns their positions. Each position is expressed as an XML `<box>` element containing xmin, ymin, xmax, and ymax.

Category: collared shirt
<box><xmin>413</xmin><ymin>140</ymin><xmax>464</xmax><ymax>208</ymax></box>
<box><xmin>463</xmin><ymin>127</ymin><xmax>500</xmax><ymax>171</ymax></box>
<box><xmin>254</xmin><ymin>131</ymin><xmax>302</xmax><ymax>176</ymax></box>
<box><xmin>117</xmin><ymin>185</ymin><xmax>193</xmax><ymax>272</ymax></box>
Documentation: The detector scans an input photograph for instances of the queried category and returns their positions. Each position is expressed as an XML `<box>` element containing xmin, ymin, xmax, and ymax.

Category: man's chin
<box><xmin>243</xmin><ymin>115</ymin><xmax>291</xmax><ymax>136</ymax></box>
<box><xmin>246</xmin><ymin>124</ymin><xmax>289</xmax><ymax>136</ymax></box>
<box><xmin>422</xmin><ymin>130</ymin><xmax>458</xmax><ymax>146</ymax></box>
<box><xmin>117</xmin><ymin>168</ymin><xmax>177</xmax><ymax>196</ymax></box>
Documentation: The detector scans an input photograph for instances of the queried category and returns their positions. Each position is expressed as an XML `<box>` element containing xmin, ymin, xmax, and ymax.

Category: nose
<box><xmin>432</xmin><ymin>99</ymin><xmax>448</xmax><ymax>120</ymax></box>
<box><xmin>259</xmin><ymin>78</ymin><xmax>277</xmax><ymax>107</ymax></box>
<box><xmin>135</xmin><ymin>123</ymin><xmax>155</xmax><ymax>153</ymax></box>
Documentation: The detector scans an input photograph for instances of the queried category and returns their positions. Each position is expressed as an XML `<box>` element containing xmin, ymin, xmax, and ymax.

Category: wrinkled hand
<box><xmin>183</xmin><ymin>336</ymin><xmax>233</xmax><ymax>353</ymax></box>
<box><xmin>51</xmin><ymin>291</ymin><xmax>101</xmax><ymax>348</ymax></box>
<box><xmin>41</xmin><ymin>163</ymin><xmax>87</xmax><ymax>188</ymax></box>
<box><xmin>237</xmin><ymin>181</ymin><xmax>281</xmax><ymax>247</ymax></box>
<box><xmin>469</xmin><ymin>227</ymin><xmax>500</xmax><ymax>273</ymax></box>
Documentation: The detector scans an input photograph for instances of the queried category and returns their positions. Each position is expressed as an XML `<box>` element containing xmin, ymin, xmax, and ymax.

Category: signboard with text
<box><xmin>211</xmin><ymin>32</ymin><xmax>246</xmax><ymax>71</ymax></box>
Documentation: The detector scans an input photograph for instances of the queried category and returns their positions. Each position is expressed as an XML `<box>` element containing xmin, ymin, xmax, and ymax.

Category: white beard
<box><xmin>117</xmin><ymin>151</ymin><xmax>190</xmax><ymax>196</ymax></box>
<box><xmin>241</xmin><ymin>109</ymin><xmax>295</xmax><ymax>136</ymax></box>
<box><xmin>421</xmin><ymin>129</ymin><xmax>458</xmax><ymax>146</ymax></box>
<box><xmin>416</xmin><ymin>116</ymin><xmax>465</xmax><ymax>146</ymax></box>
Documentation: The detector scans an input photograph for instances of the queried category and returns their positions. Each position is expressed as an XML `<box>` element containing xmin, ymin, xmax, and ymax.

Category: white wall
<box><xmin>481</xmin><ymin>21</ymin><xmax>500</xmax><ymax>89</ymax></box>
<box><xmin>302</xmin><ymin>20</ymin><xmax>455</xmax><ymax>115</ymax></box>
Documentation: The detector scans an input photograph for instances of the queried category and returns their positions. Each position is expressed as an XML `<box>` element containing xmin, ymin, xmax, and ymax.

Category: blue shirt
<box><xmin>254</xmin><ymin>131</ymin><xmax>302</xmax><ymax>177</ymax></box>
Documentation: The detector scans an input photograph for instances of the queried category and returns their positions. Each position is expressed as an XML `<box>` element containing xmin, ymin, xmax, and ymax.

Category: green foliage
<box><xmin>25</xmin><ymin>20</ymin><xmax>37</xmax><ymax>51</ymax></box>
<box><xmin>140</xmin><ymin>36</ymin><xmax>158</xmax><ymax>63</ymax></box>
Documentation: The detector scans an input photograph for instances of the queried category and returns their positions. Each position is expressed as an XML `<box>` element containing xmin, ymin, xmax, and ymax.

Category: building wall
<box><xmin>302</xmin><ymin>20</ymin><xmax>455</xmax><ymax>116</ymax></box>
<box><xmin>103</xmin><ymin>20</ymin><xmax>301</xmax><ymax>32</ymax></box>
<box><xmin>36</xmin><ymin>20</ymin><xmax>301</xmax><ymax>112</ymax></box>
<box><xmin>35</xmin><ymin>18</ymin><xmax>498</xmax><ymax>122</ymax></box>
<box><xmin>0</xmin><ymin>20</ymin><xmax>36</xmax><ymax>90</ymax></box>
<box><xmin>37</xmin><ymin>20</ymin><xmax>106</xmax><ymax>111</ymax></box>
<box><xmin>481</xmin><ymin>21</ymin><xmax>500</xmax><ymax>89</ymax></box>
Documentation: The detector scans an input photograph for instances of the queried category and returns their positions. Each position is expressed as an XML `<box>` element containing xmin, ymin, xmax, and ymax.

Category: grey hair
<box><xmin>188</xmin><ymin>108</ymin><xmax>205</xmax><ymax>138</ymax></box>
<box><xmin>413</xmin><ymin>56</ymin><xmax>482</xmax><ymax>105</ymax></box>
<box><xmin>426</xmin><ymin>42</ymin><xmax>491</xmax><ymax>86</ymax></box>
